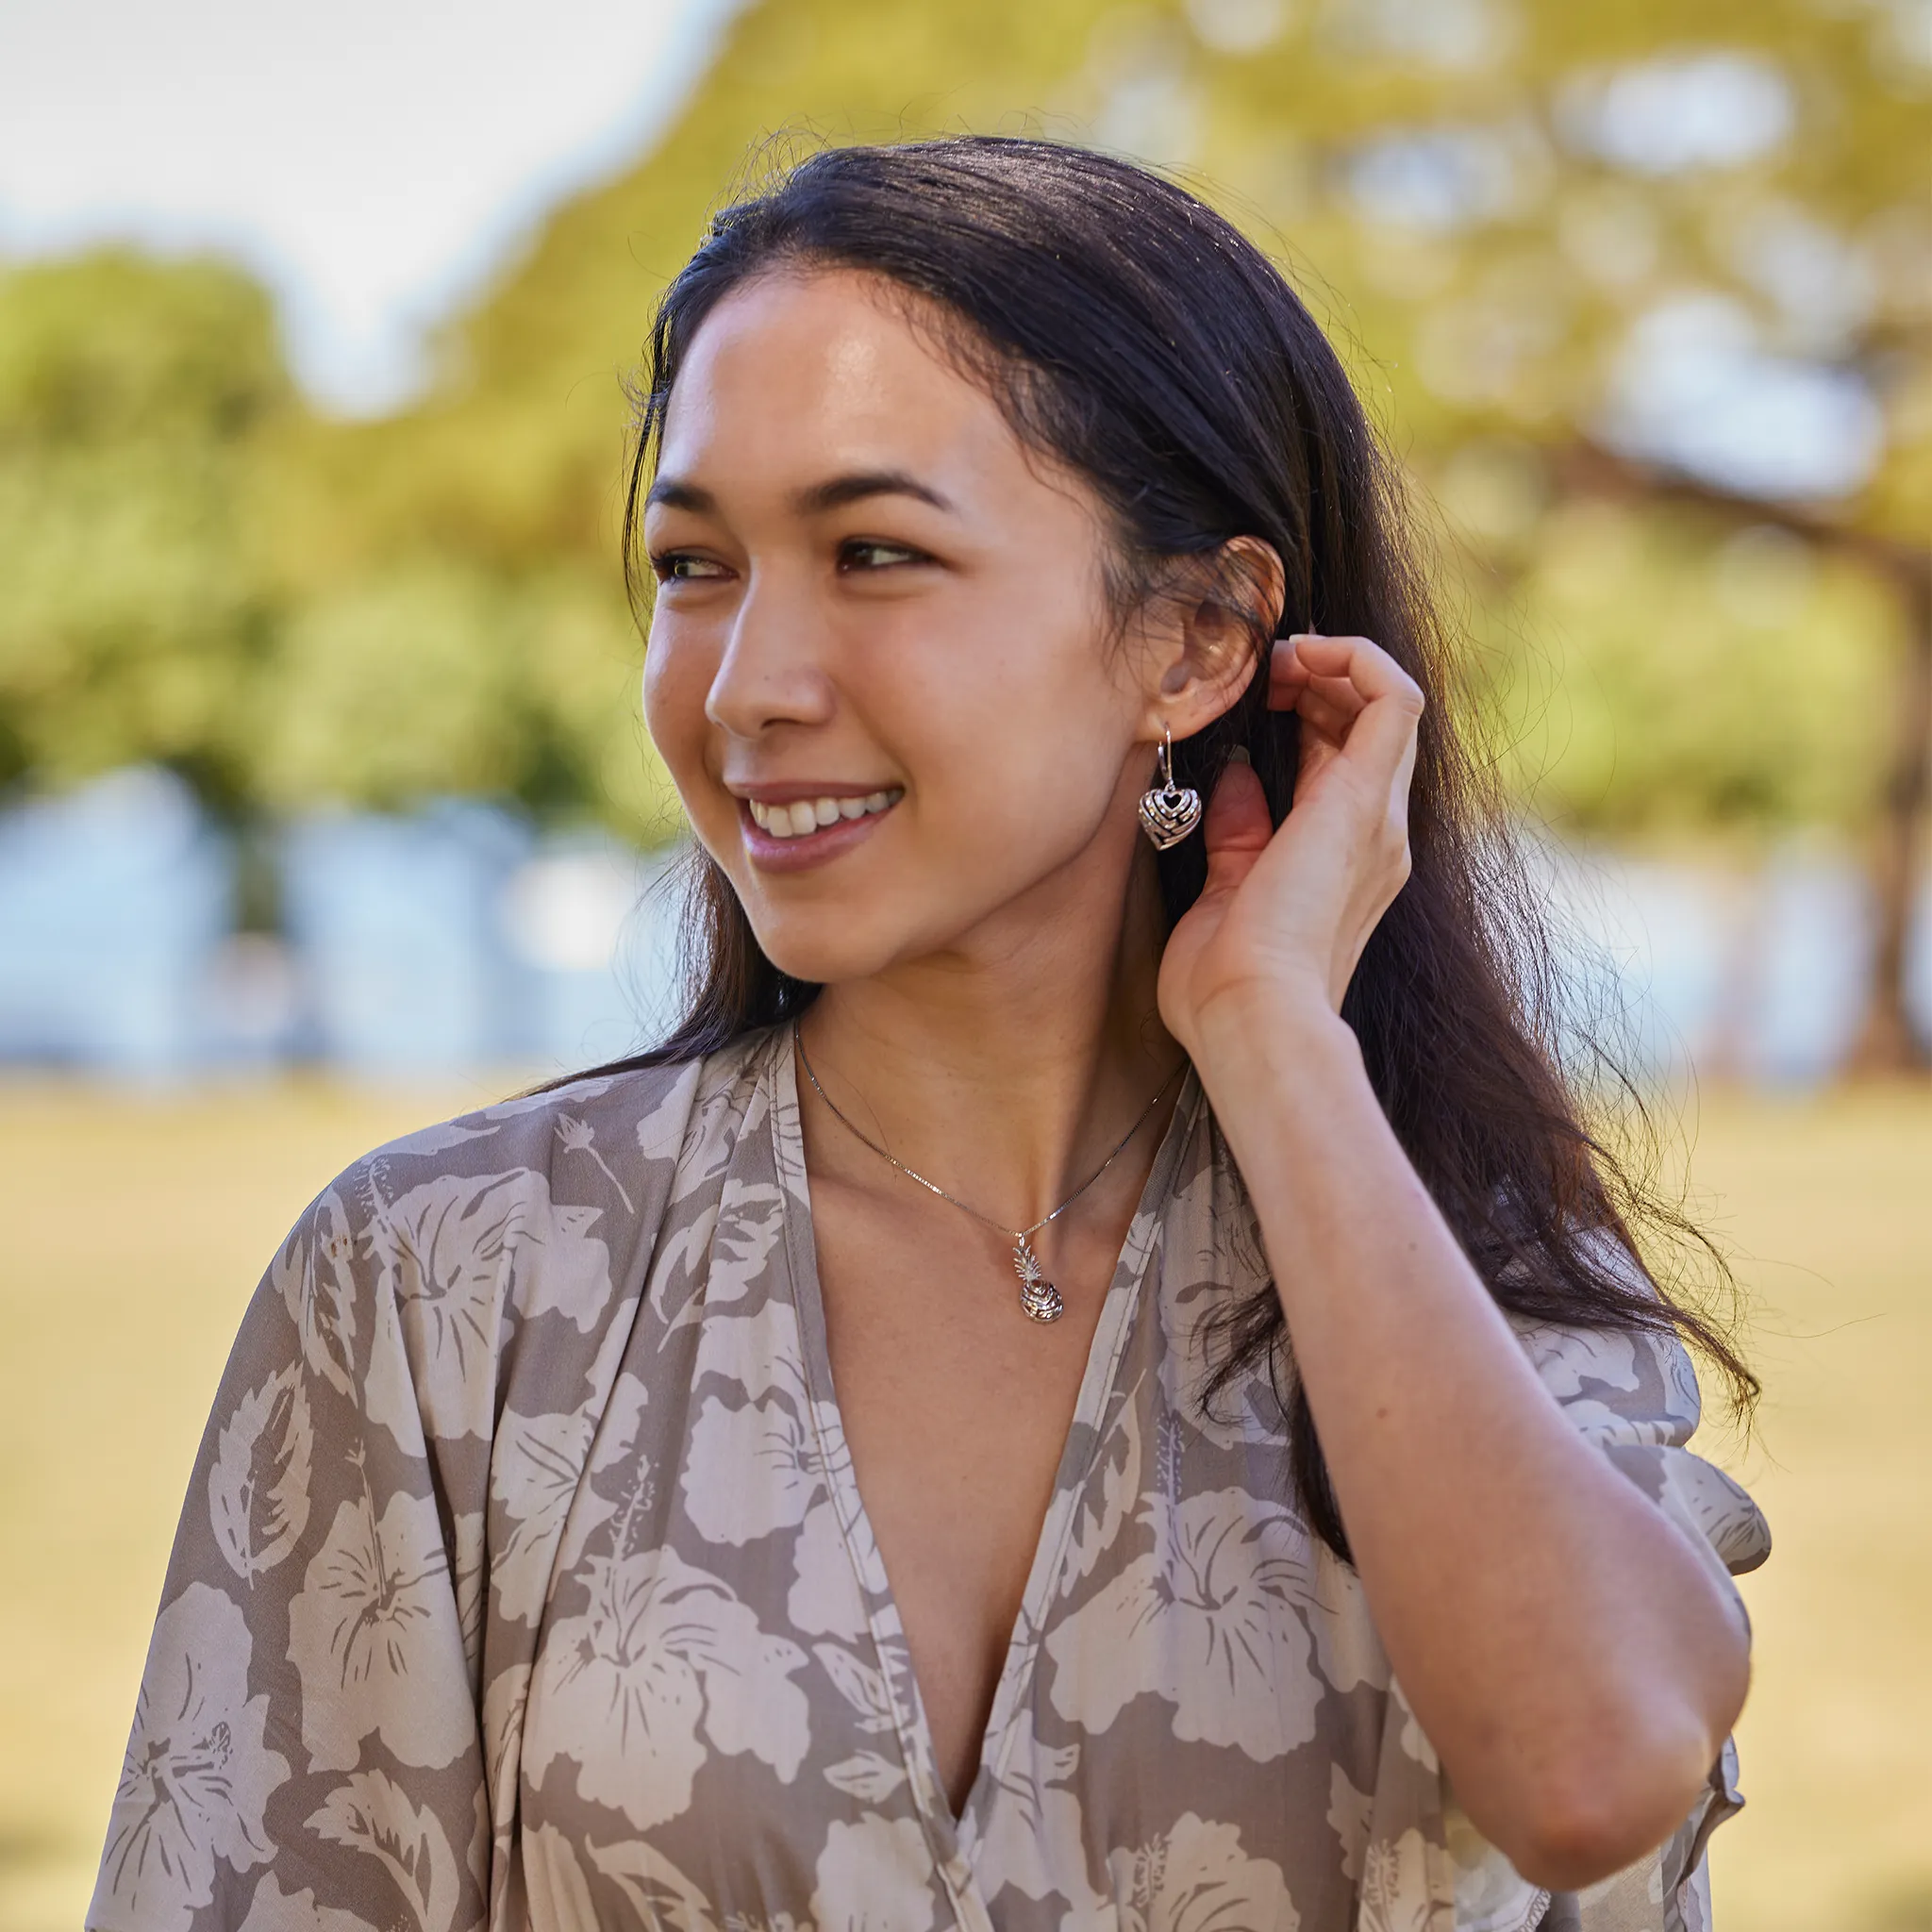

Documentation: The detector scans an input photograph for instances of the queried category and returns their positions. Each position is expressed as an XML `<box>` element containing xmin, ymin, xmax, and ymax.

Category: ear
<box><xmin>1140</xmin><ymin>536</ymin><xmax>1284</xmax><ymax>741</ymax></box>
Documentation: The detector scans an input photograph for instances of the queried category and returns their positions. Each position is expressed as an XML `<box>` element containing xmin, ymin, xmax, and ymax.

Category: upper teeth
<box><xmin>748</xmin><ymin>790</ymin><xmax>901</xmax><ymax>839</ymax></box>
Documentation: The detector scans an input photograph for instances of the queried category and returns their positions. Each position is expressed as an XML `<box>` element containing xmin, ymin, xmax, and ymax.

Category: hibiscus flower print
<box><xmin>1515</xmin><ymin>1323</ymin><xmax>1640</xmax><ymax>1403</ymax></box>
<box><xmin>527</xmin><ymin>1543</ymin><xmax>810</xmax><ymax>1830</ymax></box>
<box><xmin>809</xmin><ymin>1814</ymin><xmax>938</xmax><ymax>1932</ymax></box>
<box><xmin>1090</xmin><ymin>1812</ymin><xmax>1296</xmax><ymax>1932</ymax></box>
<box><xmin>1044</xmin><ymin>1488</ymin><xmax>1322</xmax><ymax>1761</ymax></box>
<box><xmin>236</xmin><ymin>1874</ymin><xmax>379</xmax><ymax>1932</ymax></box>
<box><xmin>812</xmin><ymin>1641</ymin><xmax>906</xmax><ymax>1806</ymax></box>
<box><xmin>286</xmin><ymin>1447</ymin><xmax>475</xmax><ymax>1773</ymax></box>
<box><xmin>491</xmin><ymin>1406</ymin><xmax>599</xmax><ymax>1625</ymax></box>
<box><xmin>685</xmin><ymin>1391</ymin><xmax>823</xmax><ymax>1542</ymax></box>
<box><xmin>93</xmin><ymin>1583</ymin><xmax>289</xmax><ymax>1932</ymax></box>
<box><xmin>974</xmin><ymin>1707</ymin><xmax>1091</xmax><ymax>1908</ymax></box>
<box><xmin>682</xmin><ymin>1303</ymin><xmax>869</xmax><ymax>1641</ymax></box>
<box><xmin>362</xmin><ymin>1168</ymin><xmax>610</xmax><ymax>1443</ymax></box>
<box><xmin>587</xmin><ymin>1834</ymin><xmax>723</xmax><ymax>1928</ymax></box>
<box><xmin>1358</xmin><ymin>1827</ymin><xmax>1438</xmax><ymax>1932</ymax></box>
<box><xmin>1058</xmin><ymin>1397</ymin><xmax>1141</xmax><ymax>1595</ymax></box>
<box><xmin>273</xmin><ymin>1188</ymin><xmax>358</xmax><ymax>1399</ymax></box>
<box><xmin>651</xmin><ymin>1177</ymin><xmax>787</xmax><ymax>1335</ymax></box>
<box><xmin>306</xmin><ymin>1770</ymin><xmax>459</xmax><ymax>1932</ymax></box>
<box><xmin>208</xmin><ymin>1363</ymin><xmax>313</xmax><ymax>1587</ymax></box>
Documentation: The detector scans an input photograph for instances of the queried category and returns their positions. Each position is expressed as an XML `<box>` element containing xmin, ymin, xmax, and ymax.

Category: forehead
<box><xmin>656</xmin><ymin>268</ymin><xmax>1033</xmax><ymax>490</ymax></box>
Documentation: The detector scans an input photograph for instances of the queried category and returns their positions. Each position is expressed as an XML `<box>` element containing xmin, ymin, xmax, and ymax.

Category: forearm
<box><xmin>1195</xmin><ymin>997</ymin><xmax>1750</xmax><ymax>1888</ymax></box>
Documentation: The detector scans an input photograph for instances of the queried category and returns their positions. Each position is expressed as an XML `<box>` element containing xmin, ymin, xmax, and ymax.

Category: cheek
<box><xmin>938</xmin><ymin>592</ymin><xmax>1125</xmax><ymax>780</ymax></box>
<box><xmin>642</xmin><ymin>625</ymin><xmax>753</xmax><ymax>874</ymax></box>
<box><xmin>890</xmin><ymin>614</ymin><xmax>1137</xmax><ymax>871</ymax></box>
<box><xmin>642</xmin><ymin>625</ymin><xmax>715</xmax><ymax>785</ymax></box>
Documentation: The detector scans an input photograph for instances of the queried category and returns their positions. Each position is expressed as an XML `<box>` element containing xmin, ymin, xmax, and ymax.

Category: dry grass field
<box><xmin>0</xmin><ymin>1077</ymin><xmax>1925</xmax><ymax>1931</ymax></box>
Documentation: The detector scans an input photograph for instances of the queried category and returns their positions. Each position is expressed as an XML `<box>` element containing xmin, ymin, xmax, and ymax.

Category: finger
<box><xmin>1291</xmin><ymin>690</ymin><xmax>1360</xmax><ymax>743</ymax></box>
<box><xmin>1287</xmin><ymin>633</ymin><xmax>1423</xmax><ymax>712</ymax></box>
<box><xmin>1274</xmin><ymin>665</ymin><xmax>1370</xmax><ymax>714</ymax></box>
<box><xmin>1268</xmin><ymin>638</ymin><xmax>1374</xmax><ymax>719</ymax></box>
<box><xmin>1288</xmin><ymin>634</ymin><xmax>1424</xmax><ymax>787</ymax></box>
<box><xmin>1279</xmin><ymin>648</ymin><xmax>1370</xmax><ymax>733</ymax></box>
<box><xmin>1195</xmin><ymin>756</ymin><xmax>1272</xmax><ymax>902</ymax></box>
<box><xmin>1299</xmin><ymin>673</ymin><xmax>1368</xmax><ymax>715</ymax></box>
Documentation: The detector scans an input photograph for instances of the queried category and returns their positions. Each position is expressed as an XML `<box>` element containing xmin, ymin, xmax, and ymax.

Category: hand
<box><xmin>1157</xmin><ymin>632</ymin><xmax>1424</xmax><ymax>1056</ymax></box>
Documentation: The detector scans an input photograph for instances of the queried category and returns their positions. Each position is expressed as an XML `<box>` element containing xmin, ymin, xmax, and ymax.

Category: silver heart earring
<box><xmin>1138</xmin><ymin>725</ymin><xmax>1203</xmax><ymax>850</ymax></box>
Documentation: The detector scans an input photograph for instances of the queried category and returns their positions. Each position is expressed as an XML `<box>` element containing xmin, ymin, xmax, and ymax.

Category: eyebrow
<box><xmin>644</xmin><ymin>469</ymin><xmax>957</xmax><ymax>517</ymax></box>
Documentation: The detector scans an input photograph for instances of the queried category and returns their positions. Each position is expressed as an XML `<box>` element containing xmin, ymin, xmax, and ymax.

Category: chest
<box><xmin>509</xmin><ymin>1148</ymin><xmax>1407</xmax><ymax>1932</ymax></box>
<box><xmin>806</xmin><ymin>1168</ymin><xmax>1135</xmax><ymax>1809</ymax></box>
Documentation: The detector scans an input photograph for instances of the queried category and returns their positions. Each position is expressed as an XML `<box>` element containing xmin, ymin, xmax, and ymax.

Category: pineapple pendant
<box><xmin>1013</xmin><ymin>1234</ymin><xmax>1064</xmax><ymax>1324</ymax></box>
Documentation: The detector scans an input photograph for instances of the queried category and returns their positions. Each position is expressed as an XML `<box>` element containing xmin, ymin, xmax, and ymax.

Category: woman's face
<box><xmin>642</xmin><ymin>268</ymin><xmax>1207</xmax><ymax>988</ymax></box>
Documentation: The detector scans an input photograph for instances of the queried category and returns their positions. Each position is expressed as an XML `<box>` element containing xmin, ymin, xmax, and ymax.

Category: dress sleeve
<box><xmin>87</xmin><ymin>1171</ymin><xmax>491</xmax><ymax>1932</ymax></box>
<box><xmin>1518</xmin><ymin>1314</ymin><xmax>1768</xmax><ymax>1584</ymax></box>
<box><xmin>1507</xmin><ymin>1251</ymin><xmax>1771</xmax><ymax>1932</ymax></box>
<box><xmin>89</xmin><ymin>1061</ymin><xmax>705</xmax><ymax>1932</ymax></box>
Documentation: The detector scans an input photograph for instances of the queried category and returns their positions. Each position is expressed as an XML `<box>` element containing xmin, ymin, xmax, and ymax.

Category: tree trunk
<box><xmin>1547</xmin><ymin>442</ymin><xmax>1932</xmax><ymax>1078</ymax></box>
<box><xmin>1848</xmin><ymin>554</ymin><xmax>1932</xmax><ymax>1075</ymax></box>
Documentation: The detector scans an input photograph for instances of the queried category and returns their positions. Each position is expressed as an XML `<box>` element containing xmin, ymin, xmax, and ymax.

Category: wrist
<box><xmin>1186</xmin><ymin>976</ymin><xmax>1356</xmax><ymax>1075</ymax></box>
<box><xmin>1190</xmin><ymin>997</ymin><xmax>1380</xmax><ymax>1187</ymax></box>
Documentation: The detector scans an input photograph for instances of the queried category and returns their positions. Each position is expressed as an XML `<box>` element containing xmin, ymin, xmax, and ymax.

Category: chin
<box><xmin>739</xmin><ymin>873</ymin><xmax>1002</xmax><ymax>988</ymax></box>
<box><xmin>713</xmin><ymin>814</ymin><xmax>1100</xmax><ymax>987</ymax></box>
<box><xmin>749</xmin><ymin>917</ymin><xmax>910</xmax><ymax>988</ymax></box>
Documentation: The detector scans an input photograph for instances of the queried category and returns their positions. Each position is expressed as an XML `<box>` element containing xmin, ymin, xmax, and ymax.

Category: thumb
<box><xmin>1196</xmin><ymin>754</ymin><xmax>1272</xmax><ymax>902</ymax></box>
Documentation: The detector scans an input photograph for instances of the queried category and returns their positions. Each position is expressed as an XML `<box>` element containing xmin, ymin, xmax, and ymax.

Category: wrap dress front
<box><xmin>91</xmin><ymin>1025</ymin><xmax>1770</xmax><ymax>1932</ymax></box>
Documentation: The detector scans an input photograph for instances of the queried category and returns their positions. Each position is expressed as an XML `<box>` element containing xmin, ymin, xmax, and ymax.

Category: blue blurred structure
<box><xmin>0</xmin><ymin>768</ymin><xmax>232</xmax><ymax>1077</ymax></box>
<box><xmin>281</xmin><ymin>803</ymin><xmax>535</xmax><ymax>1074</ymax></box>
<box><xmin>282</xmin><ymin>805</ymin><xmax>683</xmax><ymax>1076</ymax></box>
<box><xmin>1537</xmin><ymin>839</ymin><xmax>1930</xmax><ymax>1087</ymax></box>
<box><xmin>0</xmin><ymin>768</ymin><xmax>1924</xmax><ymax>1084</ymax></box>
<box><xmin>494</xmin><ymin>831</ymin><xmax>686</xmax><ymax>1072</ymax></box>
<box><xmin>0</xmin><ymin>771</ymin><xmax>686</xmax><ymax>1080</ymax></box>
<box><xmin>1742</xmin><ymin>854</ymin><xmax>1876</xmax><ymax>1084</ymax></box>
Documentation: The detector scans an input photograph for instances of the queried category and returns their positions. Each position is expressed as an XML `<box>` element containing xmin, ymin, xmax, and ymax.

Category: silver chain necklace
<box><xmin>791</xmin><ymin>1021</ymin><xmax>1183</xmax><ymax>1325</ymax></box>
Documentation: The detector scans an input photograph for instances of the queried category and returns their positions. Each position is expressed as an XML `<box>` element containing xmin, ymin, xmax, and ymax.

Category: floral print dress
<box><xmin>91</xmin><ymin>1026</ymin><xmax>1769</xmax><ymax>1932</ymax></box>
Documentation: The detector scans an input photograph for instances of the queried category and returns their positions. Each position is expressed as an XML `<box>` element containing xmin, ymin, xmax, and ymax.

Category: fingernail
<box><xmin>1227</xmin><ymin>745</ymin><xmax>1251</xmax><ymax>767</ymax></box>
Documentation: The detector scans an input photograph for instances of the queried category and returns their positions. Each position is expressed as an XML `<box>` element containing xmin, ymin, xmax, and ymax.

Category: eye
<box><xmin>838</xmin><ymin>538</ymin><xmax>929</xmax><ymax>573</ymax></box>
<box><xmin>650</xmin><ymin>550</ymin><xmax>731</xmax><ymax>583</ymax></box>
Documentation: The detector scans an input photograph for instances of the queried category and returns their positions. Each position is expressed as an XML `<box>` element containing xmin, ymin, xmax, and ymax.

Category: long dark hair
<box><xmin>597</xmin><ymin>135</ymin><xmax>1753</xmax><ymax>1558</ymax></box>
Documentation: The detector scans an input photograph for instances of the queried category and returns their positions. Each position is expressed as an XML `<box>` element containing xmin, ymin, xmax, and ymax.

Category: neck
<box><xmin>796</xmin><ymin>830</ymin><xmax>1182</xmax><ymax>1230</ymax></box>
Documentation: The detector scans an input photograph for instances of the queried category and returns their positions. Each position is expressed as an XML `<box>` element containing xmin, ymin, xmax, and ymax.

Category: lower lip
<box><xmin>740</xmin><ymin>801</ymin><xmax>896</xmax><ymax>873</ymax></box>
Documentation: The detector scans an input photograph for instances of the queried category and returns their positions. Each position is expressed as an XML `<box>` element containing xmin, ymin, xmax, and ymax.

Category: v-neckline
<box><xmin>764</xmin><ymin>1030</ymin><xmax>1201</xmax><ymax>1915</ymax></box>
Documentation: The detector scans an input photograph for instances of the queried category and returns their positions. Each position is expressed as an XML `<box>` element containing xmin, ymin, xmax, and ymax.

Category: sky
<box><xmin>0</xmin><ymin>0</ymin><xmax>738</xmax><ymax>413</ymax></box>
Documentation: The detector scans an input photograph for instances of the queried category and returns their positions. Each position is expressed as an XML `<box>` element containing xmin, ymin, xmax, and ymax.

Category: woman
<box><xmin>92</xmin><ymin>138</ymin><xmax>1768</xmax><ymax>1932</ymax></box>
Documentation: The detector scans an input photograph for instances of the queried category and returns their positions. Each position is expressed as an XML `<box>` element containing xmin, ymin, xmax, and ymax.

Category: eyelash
<box><xmin>648</xmin><ymin>541</ymin><xmax>932</xmax><ymax>583</ymax></box>
<box><xmin>838</xmin><ymin>539</ymin><xmax>928</xmax><ymax>572</ymax></box>
<box><xmin>649</xmin><ymin>552</ymin><xmax>725</xmax><ymax>583</ymax></box>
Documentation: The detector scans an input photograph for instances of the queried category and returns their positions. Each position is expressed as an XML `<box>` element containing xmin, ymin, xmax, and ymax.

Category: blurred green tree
<box><xmin>4</xmin><ymin>0</ymin><xmax>1927</xmax><ymax>1056</ymax></box>
<box><xmin>360</xmin><ymin>0</ymin><xmax>1928</xmax><ymax>1057</ymax></box>
<box><xmin>0</xmin><ymin>250</ymin><xmax>291</xmax><ymax>812</ymax></box>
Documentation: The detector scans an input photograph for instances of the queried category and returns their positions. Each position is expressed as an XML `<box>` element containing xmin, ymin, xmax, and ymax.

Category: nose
<box><xmin>703</xmin><ymin>569</ymin><xmax>837</xmax><ymax>741</ymax></box>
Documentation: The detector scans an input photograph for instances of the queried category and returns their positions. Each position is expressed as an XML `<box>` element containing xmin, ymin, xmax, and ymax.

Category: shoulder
<box><xmin>375</xmin><ymin>1055</ymin><xmax>709</xmax><ymax>1180</ymax></box>
<box><xmin>326</xmin><ymin>1030</ymin><xmax>783</xmax><ymax>1219</ymax></box>
<box><xmin>272</xmin><ymin>1033</ymin><xmax>784</xmax><ymax>1348</ymax></box>
<box><xmin>258</xmin><ymin>1031</ymin><xmax>785</xmax><ymax>1447</ymax></box>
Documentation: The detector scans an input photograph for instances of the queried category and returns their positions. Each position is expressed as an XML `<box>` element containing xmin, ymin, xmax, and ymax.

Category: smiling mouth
<box><xmin>745</xmin><ymin>789</ymin><xmax>903</xmax><ymax>840</ymax></box>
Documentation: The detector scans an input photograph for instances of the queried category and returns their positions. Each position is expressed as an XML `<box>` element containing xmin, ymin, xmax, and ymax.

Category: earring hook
<box><xmin>1140</xmin><ymin>723</ymin><xmax>1203</xmax><ymax>850</ymax></box>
